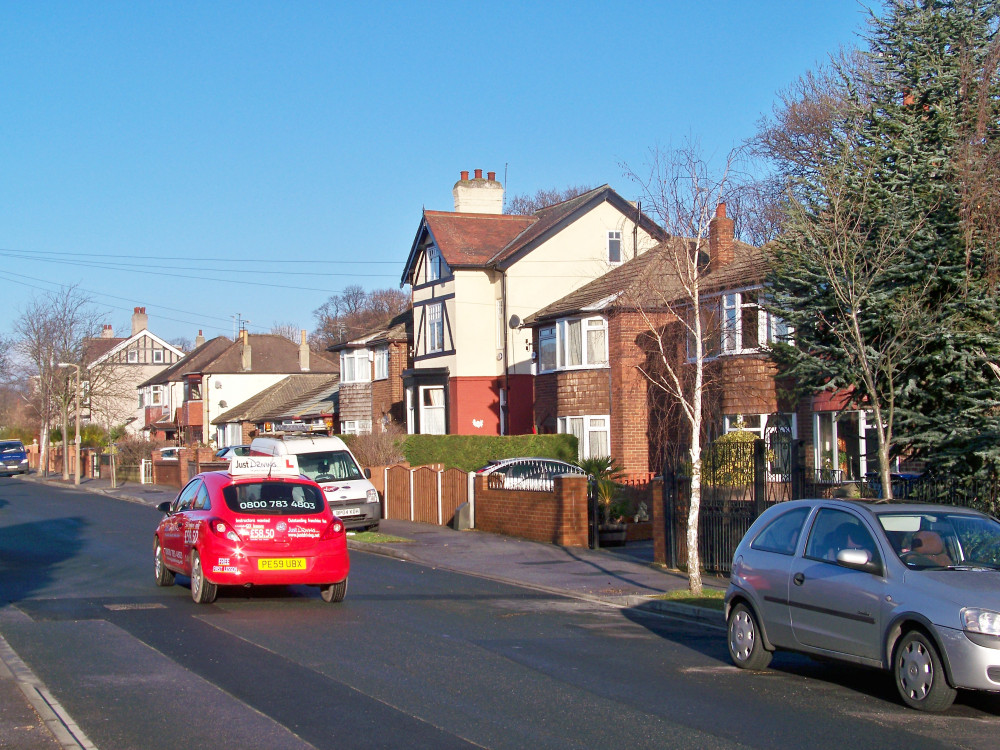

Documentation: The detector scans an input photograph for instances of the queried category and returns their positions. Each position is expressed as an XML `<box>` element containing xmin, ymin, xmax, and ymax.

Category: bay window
<box><xmin>538</xmin><ymin>316</ymin><xmax>608</xmax><ymax>372</ymax></box>
<box><xmin>558</xmin><ymin>415</ymin><xmax>610</xmax><ymax>459</ymax></box>
<box><xmin>341</xmin><ymin>349</ymin><xmax>370</xmax><ymax>383</ymax></box>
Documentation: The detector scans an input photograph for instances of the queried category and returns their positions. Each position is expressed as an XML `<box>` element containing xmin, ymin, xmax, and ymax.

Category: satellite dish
<box><xmin>508</xmin><ymin>314</ymin><xmax>521</xmax><ymax>329</ymax></box>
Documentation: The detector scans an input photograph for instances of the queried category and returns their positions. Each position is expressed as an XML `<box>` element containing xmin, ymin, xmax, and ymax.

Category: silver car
<box><xmin>725</xmin><ymin>498</ymin><xmax>1000</xmax><ymax>711</ymax></box>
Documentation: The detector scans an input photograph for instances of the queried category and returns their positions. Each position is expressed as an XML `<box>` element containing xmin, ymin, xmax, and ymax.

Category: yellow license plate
<box><xmin>257</xmin><ymin>558</ymin><xmax>306</xmax><ymax>571</ymax></box>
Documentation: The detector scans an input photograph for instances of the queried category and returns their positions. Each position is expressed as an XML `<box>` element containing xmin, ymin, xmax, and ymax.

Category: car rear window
<box><xmin>222</xmin><ymin>482</ymin><xmax>326</xmax><ymax>515</ymax></box>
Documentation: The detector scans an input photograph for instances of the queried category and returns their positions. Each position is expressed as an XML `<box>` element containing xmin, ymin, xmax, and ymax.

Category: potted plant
<box><xmin>575</xmin><ymin>456</ymin><xmax>629</xmax><ymax>546</ymax></box>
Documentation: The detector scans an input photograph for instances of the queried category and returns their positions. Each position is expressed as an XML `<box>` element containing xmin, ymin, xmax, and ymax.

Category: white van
<box><xmin>249</xmin><ymin>435</ymin><xmax>381</xmax><ymax>531</ymax></box>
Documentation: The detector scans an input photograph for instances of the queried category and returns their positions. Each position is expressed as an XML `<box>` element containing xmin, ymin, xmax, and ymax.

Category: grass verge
<box><xmin>347</xmin><ymin>530</ymin><xmax>412</xmax><ymax>544</ymax></box>
<box><xmin>652</xmin><ymin>587</ymin><xmax>726</xmax><ymax>611</ymax></box>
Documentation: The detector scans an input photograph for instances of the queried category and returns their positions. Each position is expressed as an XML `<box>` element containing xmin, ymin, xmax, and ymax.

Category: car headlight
<box><xmin>962</xmin><ymin>608</ymin><xmax>1000</xmax><ymax>636</ymax></box>
<box><xmin>366</xmin><ymin>489</ymin><xmax>379</xmax><ymax>504</ymax></box>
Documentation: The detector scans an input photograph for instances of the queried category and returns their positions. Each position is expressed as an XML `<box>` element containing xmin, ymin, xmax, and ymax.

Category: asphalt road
<box><xmin>2</xmin><ymin>479</ymin><xmax>999</xmax><ymax>749</ymax></box>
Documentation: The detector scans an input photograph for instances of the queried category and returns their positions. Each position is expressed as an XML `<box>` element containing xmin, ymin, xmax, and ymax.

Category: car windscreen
<box><xmin>0</xmin><ymin>441</ymin><xmax>25</xmax><ymax>454</ymax></box>
<box><xmin>296</xmin><ymin>450</ymin><xmax>365</xmax><ymax>482</ymax></box>
<box><xmin>878</xmin><ymin>511</ymin><xmax>1000</xmax><ymax>569</ymax></box>
<box><xmin>222</xmin><ymin>482</ymin><xmax>327</xmax><ymax>515</ymax></box>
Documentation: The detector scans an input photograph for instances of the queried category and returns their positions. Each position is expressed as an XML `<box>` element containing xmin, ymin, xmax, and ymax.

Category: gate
<box><xmin>663</xmin><ymin>430</ymin><xmax>804</xmax><ymax>574</ymax></box>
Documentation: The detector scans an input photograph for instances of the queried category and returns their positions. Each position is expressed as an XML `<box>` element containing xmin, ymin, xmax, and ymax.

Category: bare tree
<box><xmin>311</xmin><ymin>286</ymin><xmax>409</xmax><ymax>350</ymax></box>
<box><xmin>270</xmin><ymin>323</ymin><xmax>301</xmax><ymax>342</ymax></box>
<box><xmin>13</xmin><ymin>287</ymin><xmax>102</xmax><ymax>476</ymax></box>
<box><xmin>504</xmin><ymin>184</ymin><xmax>593</xmax><ymax>215</ymax></box>
<box><xmin>621</xmin><ymin>143</ymin><xmax>745</xmax><ymax>595</ymax></box>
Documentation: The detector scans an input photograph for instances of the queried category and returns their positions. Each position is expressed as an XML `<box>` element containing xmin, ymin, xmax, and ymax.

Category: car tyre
<box><xmin>190</xmin><ymin>551</ymin><xmax>218</xmax><ymax>604</ymax></box>
<box><xmin>320</xmin><ymin>578</ymin><xmax>348</xmax><ymax>603</ymax></box>
<box><xmin>154</xmin><ymin>538</ymin><xmax>175</xmax><ymax>587</ymax></box>
<box><xmin>893</xmin><ymin>630</ymin><xmax>956</xmax><ymax>712</ymax></box>
<box><xmin>728</xmin><ymin>603</ymin><xmax>772</xmax><ymax>670</ymax></box>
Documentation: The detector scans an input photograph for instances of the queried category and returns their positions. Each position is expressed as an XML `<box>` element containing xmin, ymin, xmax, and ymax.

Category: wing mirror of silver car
<box><xmin>837</xmin><ymin>548</ymin><xmax>881</xmax><ymax>574</ymax></box>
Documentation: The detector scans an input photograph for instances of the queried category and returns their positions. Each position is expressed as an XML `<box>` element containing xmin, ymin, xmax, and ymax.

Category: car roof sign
<box><xmin>229</xmin><ymin>455</ymin><xmax>300</xmax><ymax>479</ymax></box>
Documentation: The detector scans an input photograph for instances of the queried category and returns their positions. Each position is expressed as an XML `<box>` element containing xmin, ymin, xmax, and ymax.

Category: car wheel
<box><xmin>190</xmin><ymin>551</ymin><xmax>217</xmax><ymax>604</ymax></box>
<box><xmin>154</xmin><ymin>538</ymin><xmax>175</xmax><ymax>587</ymax></box>
<box><xmin>894</xmin><ymin>630</ymin><xmax>956</xmax><ymax>711</ymax></box>
<box><xmin>320</xmin><ymin>578</ymin><xmax>348</xmax><ymax>603</ymax></box>
<box><xmin>728</xmin><ymin>603</ymin><xmax>772</xmax><ymax>670</ymax></box>
<box><xmin>367</xmin><ymin>524</ymin><xmax>380</xmax><ymax>533</ymax></box>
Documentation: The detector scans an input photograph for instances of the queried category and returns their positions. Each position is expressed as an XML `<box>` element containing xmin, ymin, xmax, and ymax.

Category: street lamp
<box><xmin>58</xmin><ymin>363</ymin><xmax>82</xmax><ymax>486</ymax></box>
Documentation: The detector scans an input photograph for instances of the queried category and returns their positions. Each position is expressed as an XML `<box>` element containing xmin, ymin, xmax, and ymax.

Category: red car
<box><xmin>153</xmin><ymin>456</ymin><xmax>350</xmax><ymax>604</ymax></box>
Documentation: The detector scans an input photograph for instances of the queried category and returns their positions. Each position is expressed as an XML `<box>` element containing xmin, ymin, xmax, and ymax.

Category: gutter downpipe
<box><xmin>501</xmin><ymin>269</ymin><xmax>509</xmax><ymax>436</ymax></box>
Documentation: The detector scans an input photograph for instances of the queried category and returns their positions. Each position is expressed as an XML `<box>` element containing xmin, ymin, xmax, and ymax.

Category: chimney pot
<box><xmin>474</xmin><ymin>168</ymin><xmax>483</xmax><ymax>179</ymax></box>
<box><xmin>716</xmin><ymin>202</ymin><xmax>727</xmax><ymax>218</ymax></box>
<box><xmin>487</xmin><ymin>171</ymin><xmax>496</xmax><ymax>181</ymax></box>
<box><xmin>460</xmin><ymin>170</ymin><xmax>469</xmax><ymax>181</ymax></box>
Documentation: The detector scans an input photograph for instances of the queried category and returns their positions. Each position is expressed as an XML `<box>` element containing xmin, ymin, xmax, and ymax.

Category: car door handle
<box><xmin>793</xmin><ymin>572</ymin><xmax>805</xmax><ymax>586</ymax></box>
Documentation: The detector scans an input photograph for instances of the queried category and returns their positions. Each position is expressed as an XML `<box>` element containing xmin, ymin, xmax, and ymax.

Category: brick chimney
<box><xmin>240</xmin><ymin>330</ymin><xmax>252</xmax><ymax>371</ymax></box>
<box><xmin>708</xmin><ymin>203</ymin><xmax>735</xmax><ymax>270</ymax></box>
<box><xmin>131</xmin><ymin>306</ymin><xmax>148</xmax><ymax>335</ymax></box>
<box><xmin>452</xmin><ymin>168</ymin><xmax>504</xmax><ymax>214</ymax></box>
<box><xmin>299</xmin><ymin>330</ymin><xmax>310</xmax><ymax>371</ymax></box>
<box><xmin>100</xmin><ymin>324</ymin><xmax>114</xmax><ymax>339</ymax></box>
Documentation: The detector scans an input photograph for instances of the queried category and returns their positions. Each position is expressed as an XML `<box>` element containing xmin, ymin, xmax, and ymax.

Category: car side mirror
<box><xmin>837</xmin><ymin>548</ymin><xmax>882</xmax><ymax>575</ymax></box>
<box><xmin>364</xmin><ymin>467</ymin><xmax>371</xmax><ymax>479</ymax></box>
<box><xmin>157</xmin><ymin>501</ymin><xmax>173</xmax><ymax>514</ymax></box>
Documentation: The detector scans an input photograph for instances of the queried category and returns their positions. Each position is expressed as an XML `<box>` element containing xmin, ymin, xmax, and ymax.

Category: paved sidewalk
<box><xmin>4</xmin><ymin>472</ymin><xmax>726</xmax><ymax>748</ymax></box>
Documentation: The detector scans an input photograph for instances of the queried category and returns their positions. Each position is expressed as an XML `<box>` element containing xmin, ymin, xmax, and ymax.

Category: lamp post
<box><xmin>58</xmin><ymin>363</ymin><xmax>82</xmax><ymax>486</ymax></box>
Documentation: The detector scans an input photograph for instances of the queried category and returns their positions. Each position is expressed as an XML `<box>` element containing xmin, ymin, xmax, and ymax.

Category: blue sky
<box><xmin>1</xmin><ymin>1</ymin><xmax>873</xmax><ymax>345</ymax></box>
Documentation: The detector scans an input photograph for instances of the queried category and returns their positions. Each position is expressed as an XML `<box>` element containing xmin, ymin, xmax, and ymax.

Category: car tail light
<box><xmin>208</xmin><ymin>518</ymin><xmax>242</xmax><ymax>543</ymax></box>
<box><xmin>321</xmin><ymin>520</ymin><xmax>345</xmax><ymax>540</ymax></box>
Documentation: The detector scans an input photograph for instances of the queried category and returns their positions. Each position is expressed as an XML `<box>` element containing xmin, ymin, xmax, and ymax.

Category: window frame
<box><xmin>427</xmin><ymin>303</ymin><xmax>444</xmax><ymax>353</ymax></box>
<box><xmin>373</xmin><ymin>347</ymin><xmax>388</xmax><ymax>381</ymax></box>
<box><xmin>538</xmin><ymin>316</ymin><xmax>608</xmax><ymax>373</ymax></box>
<box><xmin>152</xmin><ymin>348</ymin><xmax>164</xmax><ymax>364</ymax></box>
<box><xmin>340</xmin><ymin>348</ymin><xmax>371</xmax><ymax>384</ymax></box>
<box><xmin>608</xmin><ymin>230</ymin><xmax>622</xmax><ymax>264</ymax></box>
<box><xmin>557</xmin><ymin>414</ymin><xmax>611</xmax><ymax>459</ymax></box>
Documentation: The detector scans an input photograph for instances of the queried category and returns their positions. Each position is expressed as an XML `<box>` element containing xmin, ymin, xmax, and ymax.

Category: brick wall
<box><xmin>473</xmin><ymin>474</ymin><xmax>589</xmax><ymax>547</ymax></box>
<box><xmin>717</xmin><ymin>356</ymin><xmax>780</xmax><ymax>416</ymax></box>
<box><xmin>371</xmin><ymin>340</ymin><xmax>409</xmax><ymax>426</ymax></box>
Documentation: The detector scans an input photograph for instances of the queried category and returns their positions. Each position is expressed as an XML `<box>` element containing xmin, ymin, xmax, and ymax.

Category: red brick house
<box><xmin>524</xmin><ymin>205</ymin><xmax>792</xmax><ymax>475</ymax></box>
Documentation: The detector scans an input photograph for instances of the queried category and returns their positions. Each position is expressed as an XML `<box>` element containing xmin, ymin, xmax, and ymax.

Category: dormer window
<box><xmin>608</xmin><ymin>231</ymin><xmax>622</xmax><ymax>263</ymax></box>
<box><xmin>427</xmin><ymin>245</ymin><xmax>443</xmax><ymax>282</ymax></box>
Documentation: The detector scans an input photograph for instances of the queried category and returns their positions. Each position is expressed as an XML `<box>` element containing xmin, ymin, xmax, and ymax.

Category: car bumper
<box><xmin>329</xmin><ymin>502</ymin><xmax>381</xmax><ymax>529</ymax></box>
<box><xmin>938</xmin><ymin>626</ymin><xmax>1000</xmax><ymax>692</ymax></box>
<box><xmin>200</xmin><ymin>539</ymin><xmax>350</xmax><ymax>587</ymax></box>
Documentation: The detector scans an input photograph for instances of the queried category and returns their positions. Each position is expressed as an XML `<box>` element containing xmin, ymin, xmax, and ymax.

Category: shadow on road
<box><xmin>0</xmin><ymin>516</ymin><xmax>89</xmax><ymax>601</ymax></box>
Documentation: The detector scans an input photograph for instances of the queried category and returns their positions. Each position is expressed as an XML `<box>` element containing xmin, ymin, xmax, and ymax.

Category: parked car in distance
<box><xmin>215</xmin><ymin>445</ymin><xmax>251</xmax><ymax>461</ymax></box>
<box><xmin>0</xmin><ymin>440</ymin><xmax>29</xmax><ymax>476</ymax></box>
<box><xmin>153</xmin><ymin>455</ymin><xmax>349</xmax><ymax>604</ymax></box>
<box><xmin>476</xmin><ymin>457</ymin><xmax>585</xmax><ymax>491</ymax></box>
<box><xmin>157</xmin><ymin>447</ymin><xmax>181</xmax><ymax>461</ymax></box>
<box><xmin>726</xmin><ymin>498</ymin><xmax>1000</xmax><ymax>711</ymax></box>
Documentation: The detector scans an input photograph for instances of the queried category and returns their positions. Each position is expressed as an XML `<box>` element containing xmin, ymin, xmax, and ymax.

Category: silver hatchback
<box><xmin>725</xmin><ymin>498</ymin><xmax>1000</xmax><ymax>711</ymax></box>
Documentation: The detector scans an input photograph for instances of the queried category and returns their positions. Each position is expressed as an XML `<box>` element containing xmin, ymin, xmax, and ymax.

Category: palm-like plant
<box><xmin>574</xmin><ymin>456</ymin><xmax>628</xmax><ymax>525</ymax></box>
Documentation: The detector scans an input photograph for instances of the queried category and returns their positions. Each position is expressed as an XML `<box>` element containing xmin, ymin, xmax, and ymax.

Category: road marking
<box><xmin>103</xmin><ymin>603</ymin><xmax>167</xmax><ymax>611</ymax></box>
<box><xmin>0</xmin><ymin>632</ymin><xmax>98</xmax><ymax>749</ymax></box>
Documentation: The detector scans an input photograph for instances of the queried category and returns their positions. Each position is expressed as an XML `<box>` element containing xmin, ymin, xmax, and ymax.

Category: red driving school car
<box><xmin>153</xmin><ymin>455</ymin><xmax>350</xmax><ymax>604</ymax></box>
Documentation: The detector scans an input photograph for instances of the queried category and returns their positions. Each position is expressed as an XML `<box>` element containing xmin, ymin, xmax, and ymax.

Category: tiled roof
<box><xmin>201</xmin><ymin>334</ymin><xmax>338</xmax><ymax>374</ymax></box>
<box><xmin>82</xmin><ymin>337</ymin><xmax>125</xmax><ymax>364</ymax></box>
<box><xmin>329</xmin><ymin>309</ymin><xmax>413</xmax><ymax>352</ymax></box>
<box><xmin>213</xmin><ymin>373</ymin><xmax>339</xmax><ymax>424</ymax></box>
<box><xmin>138</xmin><ymin>336</ymin><xmax>232</xmax><ymax>387</ymax></box>
<box><xmin>524</xmin><ymin>239</ymin><xmax>767</xmax><ymax>324</ymax></box>
<box><xmin>403</xmin><ymin>185</ymin><xmax>665</xmax><ymax>283</ymax></box>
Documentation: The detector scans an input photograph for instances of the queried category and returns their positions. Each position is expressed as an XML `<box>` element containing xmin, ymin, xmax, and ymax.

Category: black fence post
<box><xmin>664</xmin><ymin>464</ymin><xmax>676</xmax><ymax>569</ymax></box>
<box><xmin>791</xmin><ymin>439</ymin><xmax>805</xmax><ymax>500</ymax></box>
<box><xmin>753</xmin><ymin>439</ymin><xmax>767</xmax><ymax>516</ymax></box>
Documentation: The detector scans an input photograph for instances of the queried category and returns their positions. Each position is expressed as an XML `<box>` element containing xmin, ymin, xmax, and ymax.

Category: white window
<box><xmin>690</xmin><ymin>289</ymin><xmax>792</xmax><ymax>359</ymax></box>
<box><xmin>814</xmin><ymin>411</ymin><xmax>885</xmax><ymax>483</ymax></box>
<box><xmin>151</xmin><ymin>385</ymin><xmax>164</xmax><ymax>406</ymax></box>
<box><xmin>127</xmin><ymin>349</ymin><xmax>138</xmax><ymax>363</ymax></box>
<box><xmin>608</xmin><ymin>230</ymin><xmax>622</xmax><ymax>263</ymax></box>
<box><xmin>153</xmin><ymin>349</ymin><xmax>164</xmax><ymax>364</ymax></box>
<box><xmin>427</xmin><ymin>303</ymin><xmax>444</xmax><ymax>353</ymax></box>
<box><xmin>373</xmin><ymin>347</ymin><xmax>388</xmax><ymax>381</ymax></box>
<box><xmin>426</xmin><ymin>245</ymin><xmax>443</xmax><ymax>282</ymax></box>
<box><xmin>540</xmin><ymin>317</ymin><xmax>608</xmax><ymax>372</ymax></box>
<box><xmin>539</xmin><ymin>326</ymin><xmax>557</xmax><ymax>371</ymax></box>
<box><xmin>340</xmin><ymin>349</ymin><xmax>371</xmax><ymax>383</ymax></box>
<box><xmin>558</xmin><ymin>415</ymin><xmax>610</xmax><ymax>460</ymax></box>
<box><xmin>724</xmin><ymin>413</ymin><xmax>797</xmax><ymax>479</ymax></box>
<box><xmin>341</xmin><ymin>420</ymin><xmax>372</xmax><ymax>435</ymax></box>
<box><xmin>420</xmin><ymin>386</ymin><xmax>446</xmax><ymax>434</ymax></box>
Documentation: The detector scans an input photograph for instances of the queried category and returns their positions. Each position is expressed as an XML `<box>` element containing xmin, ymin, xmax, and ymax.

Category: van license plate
<box><xmin>334</xmin><ymin>507</ymin><xmax>362</xmax><ymax>517</ymax></box>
